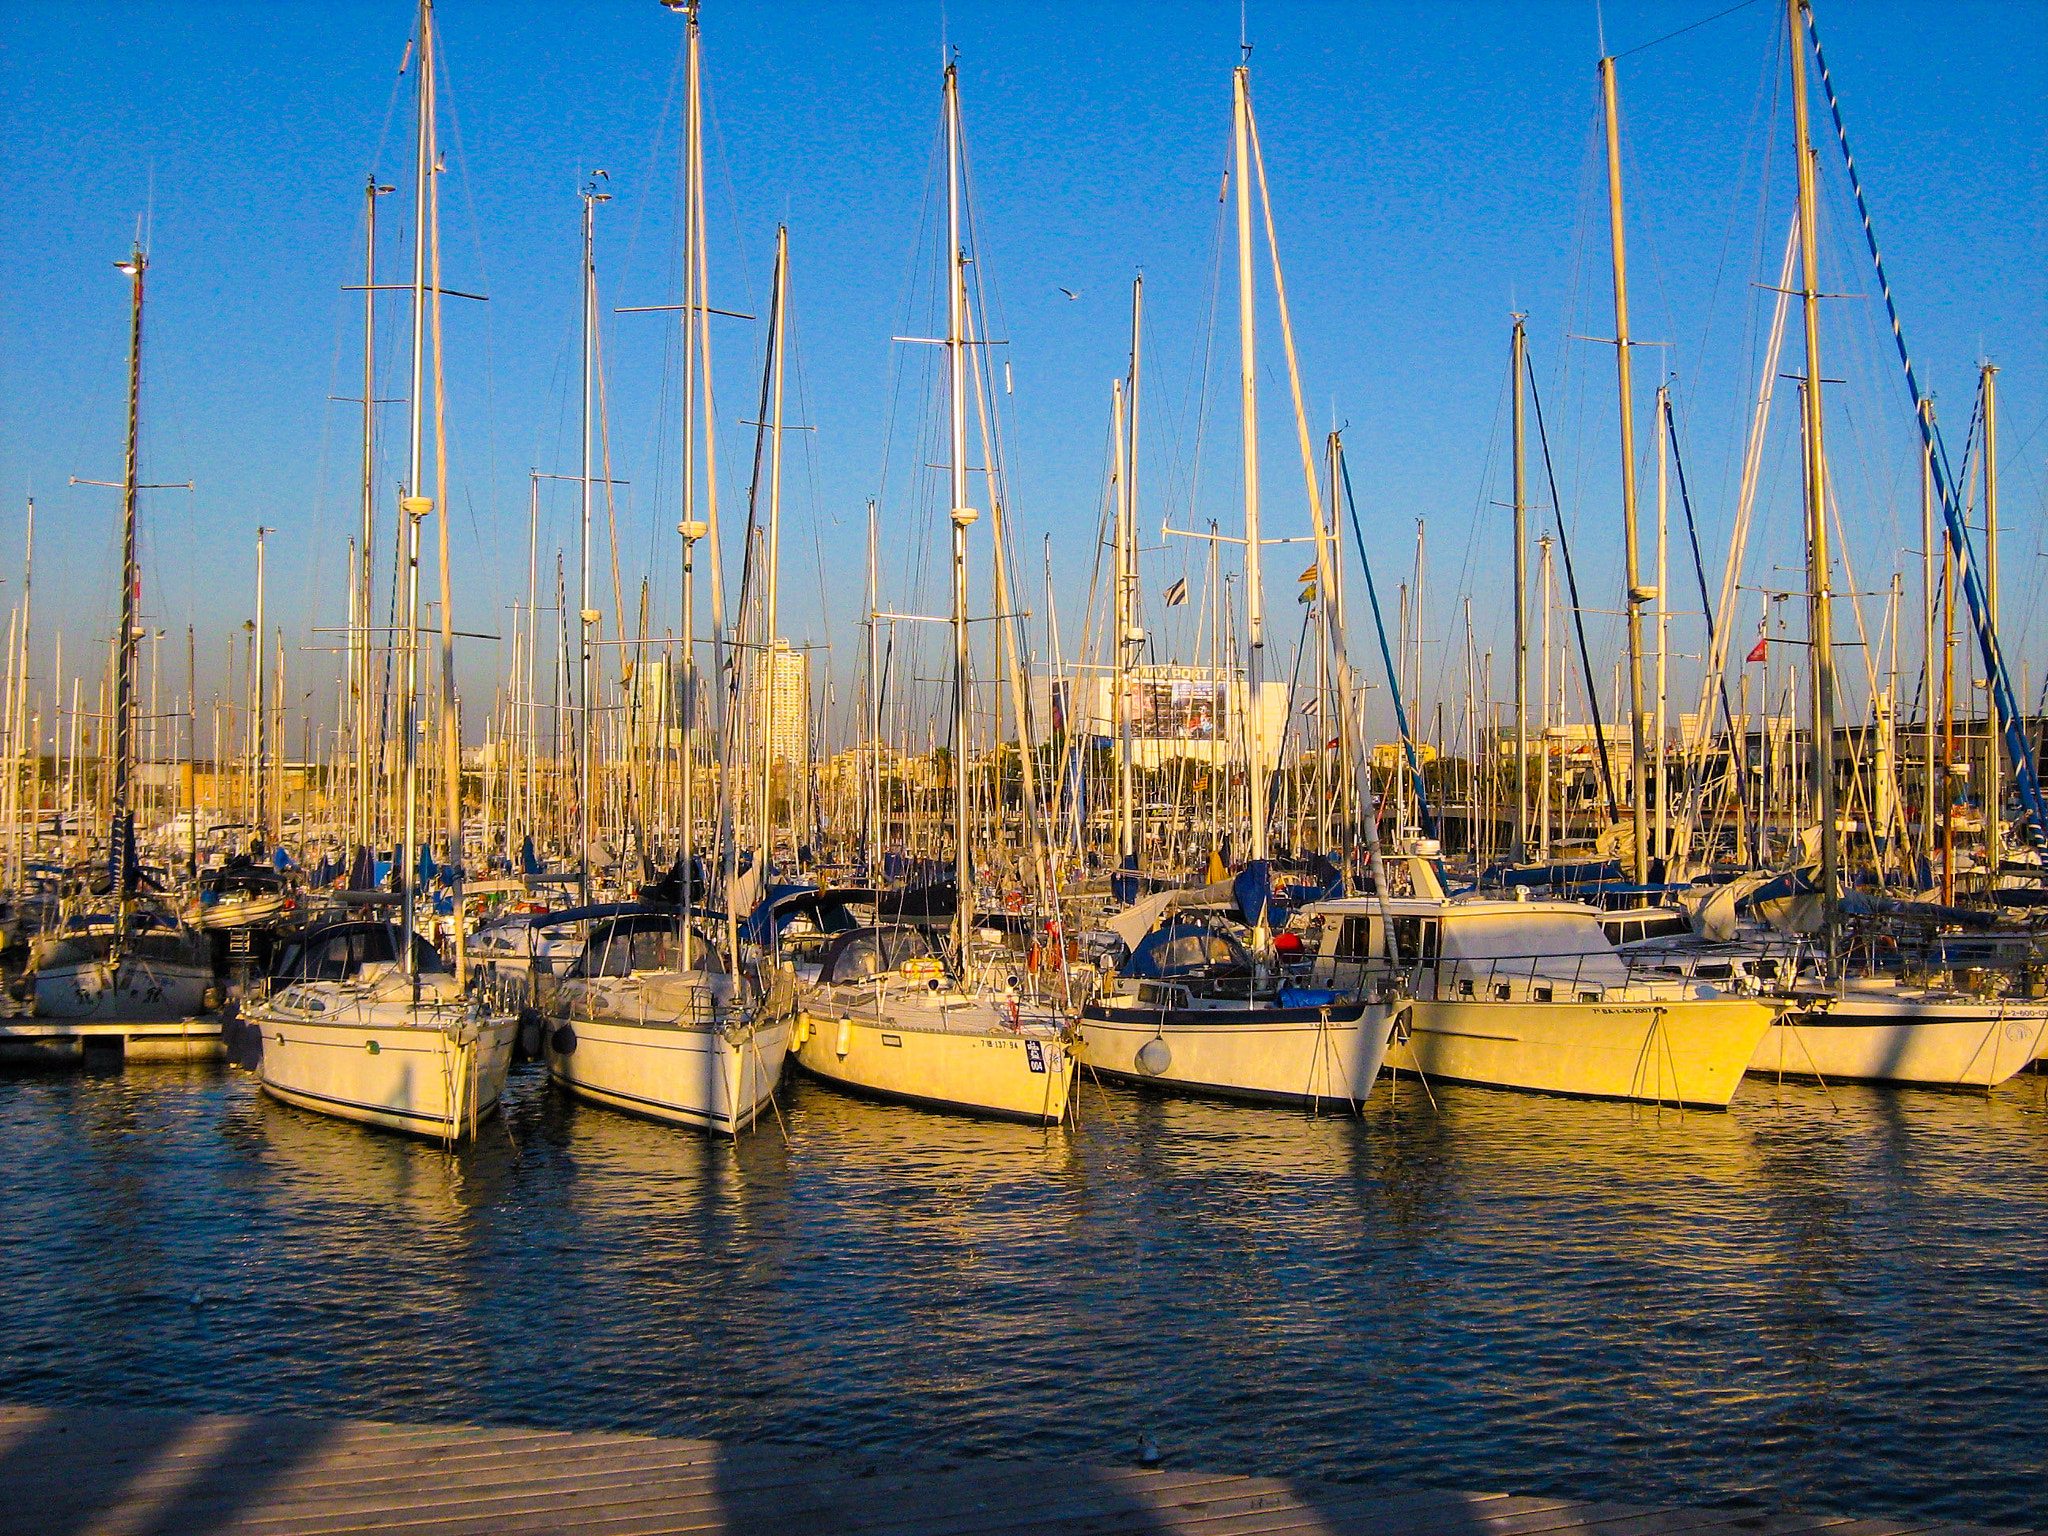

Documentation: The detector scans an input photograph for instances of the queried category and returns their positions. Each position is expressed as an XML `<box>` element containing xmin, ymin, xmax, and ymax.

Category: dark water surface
<box><xmin>3</xmin><ymin>1061</ymin><xmax>2044</xmax><ymax>1525</ymax></box>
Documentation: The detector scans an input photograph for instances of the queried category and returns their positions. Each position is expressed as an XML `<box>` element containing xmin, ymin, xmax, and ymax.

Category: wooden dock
<box><xmin>1</xmin><ymin>1402</ymin><xmax>2033</xmax><ymax>1536</ymax></box>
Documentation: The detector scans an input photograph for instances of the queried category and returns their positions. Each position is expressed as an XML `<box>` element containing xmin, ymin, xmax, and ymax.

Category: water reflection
<box><xmin>0</xmin><ymin>1061</ymin><xmax>2042</xmax><ymax>1524</ymax></box>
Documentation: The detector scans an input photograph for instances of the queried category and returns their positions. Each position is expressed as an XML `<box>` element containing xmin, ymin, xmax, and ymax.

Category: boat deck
<box><xmin>0</xmin><ymin>1402</ymin><xmax>2030</xmax><ymax>1536</ymax></box>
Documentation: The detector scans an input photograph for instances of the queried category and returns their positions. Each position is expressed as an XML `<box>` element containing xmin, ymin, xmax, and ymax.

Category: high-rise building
<box><xmin>758</xmin><ymin>640</ymin><xmax>809</xmax><ymax>767</ymax></box>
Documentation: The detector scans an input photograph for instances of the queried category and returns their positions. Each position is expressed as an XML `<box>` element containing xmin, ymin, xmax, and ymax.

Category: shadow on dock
<box><xmin>1</xmin><ymin>1401</ymin><xmax>2029</xmax><ymax>1535</ymax></box>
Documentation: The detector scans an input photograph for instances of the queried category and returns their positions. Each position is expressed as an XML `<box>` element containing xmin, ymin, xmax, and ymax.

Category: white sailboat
<box><xmin>1073</xmin><ymin>62</ymin><xmax>1397</xmax><ymax>1110</ymax></box>
<box><xmin>542</xmin><ymin>4</ymin><xmax>788</xmax><ymax>1135</ymax></box>
<box><xmin>1751</xmin><ymin>0</ymin><xmax>2047</xmax><ymax>1090</ymax></box>
<box><xmin>248</xmin><ymin>0</ymin><xmax>515</xmax><ymax>1140</ymax></box>
<box><xmin>791</xmin><ymin>60</ymin><xmax>1072</xmax><ymax>1126</ymax></box>
<box><xmin>5</xmin><ymin>242</ymin><xmax>220</xmax><ymax>1062</ymax></box>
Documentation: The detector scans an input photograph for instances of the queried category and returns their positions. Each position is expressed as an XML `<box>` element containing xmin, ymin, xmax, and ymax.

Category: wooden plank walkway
<box><xmin>0</xmin><ymin>1403</ymin><xmax>2034</xmax><ymax>1536</ymax></box>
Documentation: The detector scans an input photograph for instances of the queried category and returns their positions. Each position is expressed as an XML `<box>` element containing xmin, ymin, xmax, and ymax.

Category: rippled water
<box><xmin>3</xmin><ymin>1061</ymin><xmax>2044</xmax><ymax>1526</ymax></box>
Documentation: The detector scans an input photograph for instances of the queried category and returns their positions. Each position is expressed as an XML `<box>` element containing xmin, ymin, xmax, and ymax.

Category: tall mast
<box><xmin>763</xmin><ymin>225</ymin><xmax>789</xmax><ymax>857</ymax></box>
<box><xmin>944</xmin><ymin>61</ymin><xmax>977</xmax><ymax>962</ymax></box>
<box><xmin>1654</xmin><ymin>385</ymin><xmax>1670</xmax><ymax>867</ymax></box>
<box><xmin>1510</xmin><ymin>314</ymin><xmax>1529</xmax><ymax>861</ymax></box>
<box><xmin>356</xmin><ymin>177</ymin><xmax>393</xmax><ymax>856</ymax></box>
<box><xmin>577</xmin><ymin>180</ymin><xmax>606</xmax><ymax>905</ymax></box>
<box><xmin>8</xmin><ymin>500</ymin><xmax>31</xmax><ymax>890</ymax></box>
<box><xmin>864</xmin><ymin>498</ymin><xmax>879</xmax><ymax>875</ymax></box>
<box><xmin>1788</xmin><ymin>0</ymin><xmax>1840</xmax><ymax>932</ymax></box>
<box><xmin>1598</xmin><ymin>55</ymin><xmax>1651</xmax><ymax>881</ymax></box>
<box><xmin>254</xmin><ymin>525</ymin><xmax>269</xmax><ymax>845</ymax></box>
<box><xmin>1538</xmin><ymin>533</ymin><xmax>1554</xmax><ymax>859</ymax></box>
<box><xmin>1120</xmin><ymin>276</ymin><xmax>1143</xmax><ymax>867</ymax></box>
<box><xmin>112</xmin><ymin>242</ymin><xmax>145</xmax><ymax>826</ymax></box>
<box><xmin>1112</xmin><ymin>377</ymin><xmax>1133</xmax><ymax>865</ymax></box>
<box><xmin>1233</xmin><ymin>62</ymin><xmax>1268</xmax><ymax>872</ymax></box>
<box><xmin>1920</xmin><ymin>396</ymin><xmax>1936</xmax><ymax>866</ymax></box>
<box><xmin>1981</xmin><ymin>362</ymin><xmax>2000</xmax><ymax>883</ymax></box>
<box><xmin>397</xmin><ymin>0</ymin><xmax>435</xmax><ymax>974</ymax></box>
<box><xmin>674</xmin><ymin>0</ymin><xmax>705</xmax><ymax>931</ymax></box>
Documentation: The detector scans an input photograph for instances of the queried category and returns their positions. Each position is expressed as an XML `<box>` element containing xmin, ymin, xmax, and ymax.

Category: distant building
<box><xmin>757</xmin><ymin>641</ymin><xmax>809</xmax><ymax>767</ymax></box>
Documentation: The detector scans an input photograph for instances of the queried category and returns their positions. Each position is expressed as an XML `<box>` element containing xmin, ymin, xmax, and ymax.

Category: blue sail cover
<box><xmin>1233</xmin><ymin>860</ymin><xmax>1274</xmax><ymax>928</ymax></box>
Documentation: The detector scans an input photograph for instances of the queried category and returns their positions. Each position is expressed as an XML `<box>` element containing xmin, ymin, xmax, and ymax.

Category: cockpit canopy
<box><xmin>814</xmin><ymin>924</ymin><xmax>937</xmax><ymax>986</ymax></box>
<box><xmin>1122</xmin><ymin>919</ymin><xmax>1253</xmax><ymax>980</ymax></box>
<box><xmin>274</xmin><ymin>922</ymin><xmax>447</xmax><ymax>981</ymax></box>
<box><xmin>571</xmin><ymin>913</ymin><xmax>728</xmax><ymax>979</ymax></box>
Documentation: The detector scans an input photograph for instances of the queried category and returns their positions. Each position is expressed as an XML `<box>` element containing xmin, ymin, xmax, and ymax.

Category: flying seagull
<box><xmin>1058</xmin><ymin>287</ymin><xmax>1080</xmax><ymax>300</ymax></box>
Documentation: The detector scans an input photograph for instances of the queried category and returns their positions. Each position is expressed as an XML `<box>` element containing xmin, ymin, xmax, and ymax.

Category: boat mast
<box><xmin>1788</xmin><ymin>0</ymin><xmax>1840</xmax><ymax>938</ymax></box>
<box><xmin>357</xmin><ymin>177</ymin><xmax>393</xmax><ymax>857</ymax></box>
<box><xmin>863</xmin><ymin>498</ymin><xmax>879</xmax><ymax>876</ymax></box>
<box><xmin>1981</xmin><ymin>362</ymin><xmax>2000</xmax><ymax>884</ymax></box>
<box><xmin>1538</xmin><ymin>533</ymin><xmax>1554</xmax><ymax>860</ymax></box>
<box><xmin>1914</xmin><ymin>397</ymin><xmax>1933</xmax><ymax>868</ymax></box>
<box><xmin>1655</xmin><ymin>384</ymin><xmax>1670</xmax><ymax>869</ymax></box>
<box><xmin>1232</xmin><ymin>62</ymin><xmax>1269</xmax><ymax>882</ymax></box>
<box><xmin>112</xmin><ymin>242</ymin><xmax>145</xmax><ymax>840</ymax></box>
<box><xmin>397</xmin><ymin>0</ymin><xmax>435</xmax><ymax>976</ymax></box>
<box><xmin>1120</xmin><ymin>277</ymin><xmax>1144</xmax><ymax>868</ymax></box>
<box><xmin>1112</xmin><ymin>376</ymin><xmax>1134</xmax><ymax>866</ymax></box>
<box><xmin>7</xmin><ymin>499</ymin><xmax>31</xmax><ymax>892</ymax></box>
<box><xmin>1510</xmin><ymin>315</ymin><xmax>1529</xmax><ymax>861</ymax></box>
<box><xmin>254</xmin><ymin>525</ymin><xmax>269</xmax><ymax>846</ymax></box>
<box><xmin>1597</xmin><ymin>55</ymin><xmax>1651</xmax><ymax>881</ymax></box>
<box><xmin>944</xmin><ymin>61</ymin><xmax>977</xmax><ymax>963</ymax></box>
<box><xmin>577</xmin><ymin>179</ymin><xmax>606</xmax><ymax>906</ymax></box>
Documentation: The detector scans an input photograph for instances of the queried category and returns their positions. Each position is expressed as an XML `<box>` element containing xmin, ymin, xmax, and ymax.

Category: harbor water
<box><xmin>3</xmin><ymin>1062</ymin><xmax>2044</xmax><ymax>1527</ymax></box>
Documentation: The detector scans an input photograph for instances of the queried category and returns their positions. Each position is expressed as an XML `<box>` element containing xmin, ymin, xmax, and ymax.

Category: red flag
<box><xmin>1746</xmin><ymin>635</ymin><xmax>1768</xmax><ymax>664</ymax></box>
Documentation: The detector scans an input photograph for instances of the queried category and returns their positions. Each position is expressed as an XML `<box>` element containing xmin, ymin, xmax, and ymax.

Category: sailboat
<box><xmin>247</xmin><ymin>0</ymin><xmax>515</xmax><ymax>1140</ymax></box>
<box><xmin>1073</xmin><ymin>60</ymin><xmax>1396</xmax><ymax>1110</ymax></box>
<box><xmin>6</xmin><ymin>242</ymin><xmax>221</xmax><ymax>1062</ymax></box>
<box><xmin>542</xmin><ymin>3</ymin><xmax>790</xmax><ymax>1136</ymax></box>
<box><xmin>790</xmin><ymin>61</ymin><xmax>1071</xmax><ymax>1126</ymax></box>
<box><xmin>1742</xmin><ymin>0</ymin><xmax>2048</xmax><ymax>1089</ymax></box>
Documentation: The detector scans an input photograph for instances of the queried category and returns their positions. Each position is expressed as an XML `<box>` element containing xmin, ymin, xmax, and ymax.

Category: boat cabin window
<box><xmin>1334</xmin><ymin>916</ymin><xmax>1374</xmax><ymax>959</ymax></box>
<box><xmin>1602</xmin><ymin>910</ymin><xmax>1690</xmax><ymax>946</ymax></box>
<box><xmin>1387</xmin><ymin>917</ymin><xmax>1439</xmax><ymax>964</ymax></box>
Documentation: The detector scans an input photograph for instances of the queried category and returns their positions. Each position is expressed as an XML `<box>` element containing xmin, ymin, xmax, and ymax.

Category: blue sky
<box><xmin>1</xmin><ymin>0</ymin><xmax>2041</xmax><ymax>754</ymax></box>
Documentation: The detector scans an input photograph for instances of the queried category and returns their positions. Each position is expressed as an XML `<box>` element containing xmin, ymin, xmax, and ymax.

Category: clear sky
<box><xmin>1</xmin><ymin>0</ymin><xmax>2041</xmax><ymax>757</ymax></box>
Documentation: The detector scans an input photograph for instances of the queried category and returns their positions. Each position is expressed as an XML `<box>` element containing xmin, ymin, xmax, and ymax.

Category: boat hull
<box><xmin>32</xmin><ymin>956</ymin><xmax>216</xmax><ymax>1026</ymax></box>
<box><xmin>792</xmin><ymin>999</ymin><xmax>1069</xmax><ymax>1125</ymax></box>
<box><xmin>1384</xmin><ymin>996</ymin><xmax>1780</xmax><ymax>1109</ymax></box>
<box><xmin>254</xmin><ymin>1003</ymin><xmax>517</xmax><ymax>1140</ymax></box>
<box><xmin>1076</xmin><ymin>999</ymin><xmax>1392</xmax><ymax>1109</ymax></box>
<box><xmin>545</xmin><ymin>1014</ymin><xmax>790</xmax><ymax>1135</ymax></box>
<box><xmin>1753</xmin><ymin>995</ymin><xmax>2048</xmax><ymax>1089</ymax></box>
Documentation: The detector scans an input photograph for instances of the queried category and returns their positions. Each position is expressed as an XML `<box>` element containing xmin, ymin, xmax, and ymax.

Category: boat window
<box><xmin>1336</xmin><ymin>916</ymin><xmax>1375</xmax><ymax>959</ymax></box>
<box><xmin>1389</xmin><ymin>917</ymin><xmax>1438</xmax><ymax>963</ymax></box>
<box><xmin>1694</xmin><ymin>963</ymin><xmax>1734</xmax><ymax>981</ymax></box>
